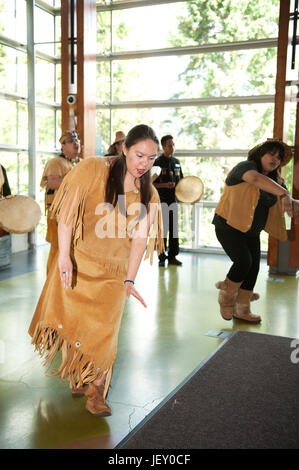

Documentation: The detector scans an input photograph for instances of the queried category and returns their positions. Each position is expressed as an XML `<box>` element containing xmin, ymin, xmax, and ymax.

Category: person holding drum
<box><xmin>29</xmin><ymin>124</ymin><xmax>164</xmax><ymax>417</ymax></box>
<box><xmin>40</xmin><ymin>130</ymin><xmax>80</xmax><ymax>274</ymax></box>
<box><xmin>213</xmin><ymin>140</ymin><xmax>299</xmax><ymax>323</ymax></box>
<box><xmin>153</xmin><ymin>135</ymin><xmax>184</xmax><ymax>267</ymax></box>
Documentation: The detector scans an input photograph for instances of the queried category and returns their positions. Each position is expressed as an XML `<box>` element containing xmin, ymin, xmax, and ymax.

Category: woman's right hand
<box><xmin>58</xmin><ymin>255</ymin><xmax>73</xmax><ymax>288</ymax></box>
<box><xmin>281</xmin><ymin>194</ymin><xmax>293</xmax><ymax>217</ymax></box>
<box><xmin>125</xmin><ymin>282</ymin><xmax>147</xmax><ymax>308</ymax></box>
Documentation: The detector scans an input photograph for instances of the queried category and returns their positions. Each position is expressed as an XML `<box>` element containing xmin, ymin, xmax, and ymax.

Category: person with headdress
<box><xmin>213</xmin><ymin>140</ymin><xmax>299</xmax><ymax>323</ymax></box>
<box><xmin>40</xmin><ymin>131</ymin><xmax>80</xmax><ymax>274</ymax></box>
<box><xmin>106</xmin><ymin>131</ymin><xmax>126</xmax><ymax>157</ymax></box>
<box><xmin>28</xmin><ymin>124</ymin><xmax>164</xmax><ymax>417</ymax></box>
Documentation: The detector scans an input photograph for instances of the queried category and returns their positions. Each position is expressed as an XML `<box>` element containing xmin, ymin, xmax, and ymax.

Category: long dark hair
<box><xmin>247</xmin><ymin>141</ymin><xmax>285</xmax><ymax>182</ymax></box>
<box><xmin>105</xmin><ymin>124</ymin><xmax>159</xmax><ymax>214</ymax></box>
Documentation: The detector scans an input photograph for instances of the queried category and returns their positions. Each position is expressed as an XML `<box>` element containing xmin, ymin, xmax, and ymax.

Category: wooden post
<box><xmin>77</xmin><ymin>0</ymin><xmax>97</xmax><ymax>158</ymax></box>
<box><xmin>267</xmin><ymin>0</ymin><xmax>290</xmax><ymax>267</ymax></box>
<box><xmin>61</xmin><ymin>0</ymin><xmax>72</xmax><ymax>134</ymax></box>
<box><xmin>60</xmin><ymin>0</ymin><xmax>96</xmax><ymax>158</ymax></box>
<box><xmin>289</xmin><ymin>85</ymin><xmax>299</xmax><ymax>268</ymax></box>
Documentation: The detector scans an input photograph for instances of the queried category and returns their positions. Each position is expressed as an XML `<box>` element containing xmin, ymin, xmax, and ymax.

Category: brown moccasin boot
<box><xmin>85</xmin><ymin>383</ymin><xmax>111</xmax><ymax>417</ymax></box>
<box><xmin>216</xmin><ymin>277</ymin><xmax>243</xmax><ymax>320</ymax></box>
<box><xmin>71</xmin><ymin>383</ymin><xmax>89</xmax><ymax>397</ymax></box>
<box><xmin>233</xmin><ymin>289</ymin><xmax>261</xmax><ymax>323</ymax></box>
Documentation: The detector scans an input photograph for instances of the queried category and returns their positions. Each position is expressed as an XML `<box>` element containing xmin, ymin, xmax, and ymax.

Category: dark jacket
<box><xmin>153</xmin><ymin>154</ymin><xmax>183</xmax><ymax>203</ymax></box>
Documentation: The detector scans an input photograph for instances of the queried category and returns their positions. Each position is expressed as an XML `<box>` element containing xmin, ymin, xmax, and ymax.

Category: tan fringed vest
<box><xmin>215</xmin><ymin>182</ymin><xmax>287</xmax><ymax>242</ymax></box>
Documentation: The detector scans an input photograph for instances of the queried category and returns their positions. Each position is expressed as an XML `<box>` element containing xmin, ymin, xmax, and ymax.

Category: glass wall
<box><xmin>0</xmin><ymin>150</ymin><xmax>28</xmax><ymax>195</ymax></box>
<box><xmin>34</xmin><ymin>3</ymin><xmax>60</xmax><ymax>244</ymax></box>
<box><xmin>0</xmin><ymin>0</ymin><xmax>60</xmax><ymax>246</ymax></box>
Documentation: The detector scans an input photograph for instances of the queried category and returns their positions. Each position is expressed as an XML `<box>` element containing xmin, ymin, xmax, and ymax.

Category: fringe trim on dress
<box><xmin>49</xmin><ymin>178</ymin><xmax>91</xmax><ymax>245</ymax></box>
<box><xmin>144</xmin><ymin>202</ymin><xmax>164</xmax><ymax>264</ymax></box>
<box><xmin>31</xmin><ymin>324</ymin><xmax>113</xmax><ymax>390</ymax></box>
<box><xmin>79</xmin><ymin>254</ymin><xmax>128</xmax><ymax>278</ymax></box>
<box><xmin>97</xmin><ymin>257</ymin><xmax>128</xmax><ymax>277</ymax></box>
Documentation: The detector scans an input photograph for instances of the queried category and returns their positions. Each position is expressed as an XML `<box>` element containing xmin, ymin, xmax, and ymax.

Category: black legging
<box><xmin>159</xmin><ymin>202</ymin><xmax>179</xmax><ymax>261</ymax></box>
<box><xmin>215</xmin><ymin>225</ymin><xmax>261</xmax><ymax>291</ymax></box>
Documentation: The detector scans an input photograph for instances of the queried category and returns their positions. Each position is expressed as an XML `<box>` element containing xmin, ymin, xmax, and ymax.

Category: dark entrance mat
<box><xmin>116</xmin><ymin>330</ymin><xmax>299</xmax><ymax>449</ymax></box>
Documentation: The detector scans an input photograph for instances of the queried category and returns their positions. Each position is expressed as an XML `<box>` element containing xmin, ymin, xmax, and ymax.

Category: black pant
<box><xmin>215</xmin><ymin>225</ymin><xmax>261</xmax><ymax>291</ymax></box>
<box><xmin>159</xmin><ymin>201</ymin><xmax>179</xmax><ymax>261</ymax></box>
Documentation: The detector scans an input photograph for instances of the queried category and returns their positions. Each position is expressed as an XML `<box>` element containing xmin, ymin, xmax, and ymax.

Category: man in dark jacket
<box><xmin>153</xmin><ymin>135</ymin><xmax>183</xmax><ymax>267</ymax></box>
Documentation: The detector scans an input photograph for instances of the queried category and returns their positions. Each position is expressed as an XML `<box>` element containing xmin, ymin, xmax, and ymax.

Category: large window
<box><xmin>0</xmin><ymin>0</ymin><xmax>29</xmax><ymax>209</ymax></box>
<box><xmin>0</xmin><ymin>0</ymin><xmax>60</xmax><ymax>246</ymax></box>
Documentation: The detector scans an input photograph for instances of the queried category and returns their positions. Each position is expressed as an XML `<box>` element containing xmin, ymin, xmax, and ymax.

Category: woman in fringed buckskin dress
<box><xmin>28</xmin><ymin>124</ymin><xmax>164</xmax><ymax>417</ymax></box>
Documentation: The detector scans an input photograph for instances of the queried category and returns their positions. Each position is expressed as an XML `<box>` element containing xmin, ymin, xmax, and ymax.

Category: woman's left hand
<box><xmin>125</xmin><ymin>283</ymin><xmax>147</xmax><ymax>308</ymax></box>
<box><xmin>282</xmin><ymin>194</ymin><xmax>293</xmax><ymax>217</ymax></box>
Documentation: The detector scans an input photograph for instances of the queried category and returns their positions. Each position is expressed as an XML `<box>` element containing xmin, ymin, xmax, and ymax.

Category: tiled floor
<box><xmin>0</xmin><ymin>246</ymin><xmax>298</xmax><ymax>449</ymax></box>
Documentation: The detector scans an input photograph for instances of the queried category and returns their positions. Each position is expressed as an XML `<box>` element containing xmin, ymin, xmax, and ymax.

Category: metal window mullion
<box><xmin>54</xmin><ymin>12</ymin><xmax>58</xmax><ymax>148</ymax></box>
<box><xmin>96</xmin><ymin>0</ymin><xmax>189</xmax><ymax>12</ymax></box>
<box><xmin>54</xmin><ymin>11</ymin><xmax>57</xmax><ymax>148</ymax></box>
<box><xmin>97</xmin><ymin>38</ymin><xmax>278</xmax><ymax>61</ymax></box>
<box><xmin>17</xmin><ymin>151</ymin><xmax>20</xmax><ymax>194</ymax></box>
<box><xmin>0</xmin><ymin>34</ymin><xmax>27</xmax><ymax>53</ymax></box>
<box><xmin>15</xmin><ymin>97</ymin><xmax>19</xmax><ymax>194</ymax></box>
<box><xmin>35</xmin><ymin>100</ymin><xmax>60</xmax><ymax>110</ymax></box>
<box><xmin>27</xmin><ymin>0</ymin><xmax>36</xmax><ymax>247</ymax></box>
<box><xmin>0</xmin><ymin>144</ymin><xmax>28</xmax><ymax>152</ymax></box>
<box><xmin>35</xmin><ymin>0</ymin><xmax>56</xmax><ymax>16</ymax></box>
<box><xmin>0</xmin><ymin>90</ymin><xmax>27</xmax><ymax>102</ymax></box>
<box><xmin>14</xmin><ymin>0</ymin><xmax>17</xmax><ymax>42</ymax></box>
<box><xmin>15</xmin><ymin>48</ymin><xmax>21</xmax><ymax>201</ymax></box>
<box><xmin>174</xmin><ymin>149</ymin><xmax>249</xmax><ymax>157</ymax></box>
<box><xmin>193</xmin><ymin>203</ymin><xmax>201</xmax><ymax>250</ymax></box>
<box><xmin>96</xmin><ymin>94</ymin><xmax>275</xmax><ymax>109</ymax></box>
<box><xmin>16</xmin><ymin>98</ymin><xmax>20</xmax><ymax>193</ymax></box>
<box><xmin>36</xmin><ymin>50</ymin><xmax>57</xmax><ymax>64</ymax></box>
<box><xmin>110</xmin><ymin>9</ymin><xmax>113</xmax><ymax>144</ymax></box>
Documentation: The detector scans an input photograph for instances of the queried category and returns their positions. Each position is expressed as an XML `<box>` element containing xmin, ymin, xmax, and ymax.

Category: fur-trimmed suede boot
<box><xmin>215</xmin><ymin>280</ymin><xmax>259</xmax><ymax>301</ymax></box>
<box><xmin>233</xmin><ymin>288</ymin><xmax>261</xmax><ymax>323</ymax></box>
<box><xmin>85</xmin><ymin>382</ymin><xmax>111</xmax><ymax>417</ymax></box>
<box><xmin>215</xmin><ymin>277</ymin><xmax>243</xmax><ymax>320</ymax></box>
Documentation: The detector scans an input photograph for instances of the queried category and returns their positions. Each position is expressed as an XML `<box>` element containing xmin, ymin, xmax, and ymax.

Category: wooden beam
<box><xmin>273</xmin><ymin>0</ymin><xmax>290</xmax><ymax>139</ymax></box>
<box><xmin>60</xmin><ymin>0</ymin><xmax>71</xmax><ymax>133</ymax></box>
<box><xmin>77</xmin><ymin>0</ymin><xmax>97</xmax><ymax>158</ymax></box>
<box><xmin>267</xmin><ymin>0</ymin><xmax>290</xmax><ymax>267</ymax></box>
<box><xmin>289</xmin><ymin>85</ymin><xmax>299</xmax><ymax>268</ymax></box>
<box><xmin>60</xmin><ymin>1</ymin><xmax>96</xmax><ymax>157</ymax></box>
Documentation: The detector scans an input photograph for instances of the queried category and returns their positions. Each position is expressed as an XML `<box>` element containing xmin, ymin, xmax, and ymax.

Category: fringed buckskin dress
<box><xmin>28</xmin><ymin>157</ymin><xmax>164</xmax><ymax>395</ymax></box>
